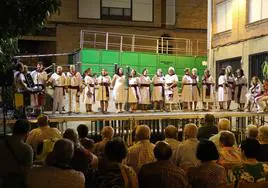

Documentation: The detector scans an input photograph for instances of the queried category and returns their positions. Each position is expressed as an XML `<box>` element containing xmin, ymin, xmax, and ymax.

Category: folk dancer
<box><xmin>164</xmin><ymin>67</ymin><xmax>179</xmax><ymax>112</ymax></box>
<box><xmin>218</xmin><ymin>69</ymin><xmax>228</xmax><ymax>110</ymax></box>
<box><xmin>111</xmin><ymin>67</ymin><xmax>126</xmax><ymax>113</ymax></box>
<box><xmin>234</xmin><ymin>69</ymin><xmax>247</xmax><ymax>111</ymax></box>
<box><xmin>191</xmin><ymin>68</ymin><xmax>200</xmax><ymax>111</ymax></box>
<box><xmin>84</xmin><ymin>68</ymin><xmax>96</xmax><ymax>113</ymax></box>
<box><xmin>245</xmin><ymin>77</ymin><xmax>262</xmax><ymax>112</ymax></box>
<box><xmin>66</xmin><ymin>65</ymin><xmax>82</xmax><ymax>113</ymax></box>
<box><xmin>97</xmin><ymin>69</ymin><xmax>111</xmax><ymax>113</ymax></box>
<box><xmin>202</xmin><ymin>69</ymin><xmax>215</xmax><ymax>111</ymax></box>
<box><xmin>181</xmin><ymin>68</ymin><xmax>193</xmax><ymax>111</ymax></box>
<box><xmin>48</xmin><ymin>66</ymin><xmax>66</xmax><ymax>114</ymax></box>
<box><xmin>30</xmin><ymin>62</ymin><xmax>48</xmax><ymax>113</ymax></box>
<box><xmin>152</xmin><ymin>68</ymin><xmax>165</xmax><ymax>111</ymax></box>
<box><xmin>256</xmin><ymin>79</ymin><xmax>268</xmax><ymax>113</ymax></box>
<box><xmin>225</xmin><ymin>66</ymin><xmax>235</xmax><ymax>111</ymax></box>
<box><xmin>128</xmin><ymin>69</ymin><xmax>141</xmax><ymax>113</ymax></box>
<box><xmin>139</xmin><ymin>68</ymin><xmax>151</xmax><ymax>111</ymax></box>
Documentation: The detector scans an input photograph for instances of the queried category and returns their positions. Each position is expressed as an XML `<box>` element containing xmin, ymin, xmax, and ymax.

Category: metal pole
<box><xmin>196</xmin><ymin>40</ymin><xmax>199</xmax><ymax>56</ymax></box>
<box><xmin>105</xmin><ymin>32</ymin><xmax>109</xmax><ymax>50</ymax></box>
<box><xmin>166</xmin><ymin>40</ymin><xmax>169</xmax><ymax>54</ymax></box>
<box><xmin>120</xmin><ymin>36</ymin><xmax>123</xmax><ymax>52</ymax></box>
<box><xmin>131</xmin><ymin>35</ymin><xmax>135</xmax><ymax>52</ymax></box>
<box><xmin>80</xmin><ymin>30</ymin><xmax>84</xmax><ymax>49</ymax></box>
<box><xmin>156</xmin><ymin>39</ymin><xmax>159</xmax><ymax>54</ymax></box>
<box><xmin>161</xmin><ymin>37</ymin><xmax>164</xmax><ymax>54</ymax></box>
<box><xmin>94</xmin><ymin>33</ymin><xmax>97</xmax><ymax>48</ymax></box>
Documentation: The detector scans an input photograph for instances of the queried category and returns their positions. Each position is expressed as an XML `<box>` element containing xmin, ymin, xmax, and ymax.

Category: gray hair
<box><xmin>246</xmin><ymin>124</ymin><xmax>258</xmax><ymax>139</ymax></box>
<box><xmin>258</xmin><ymin>125</ymin><xmax>268</xmax><ymax>142</ymax></box>
<box><xmin>164</xmin><ymin>125</ymin><xmax>178</xmax><ymax>139</ymax></box>
<box><xmin>183</xmin><ymin>123</ymin><xmax>197</xmax><ymax>140</ymax></box>
<box><xmin>101</xmin><ymin>126</ymin><xmax>115</xmax><ymax>140</ymax></box>
<box><xmin>136</xmin><ymin>125</ymin><xmax>151</xmax><ymax>141</ymax></box>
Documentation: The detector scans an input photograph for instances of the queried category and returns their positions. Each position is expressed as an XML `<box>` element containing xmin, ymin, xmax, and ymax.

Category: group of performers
<box><xmin>13</xmin><ymin>62</ymin><xmax>268</xmax><ymax>115</ymax></box>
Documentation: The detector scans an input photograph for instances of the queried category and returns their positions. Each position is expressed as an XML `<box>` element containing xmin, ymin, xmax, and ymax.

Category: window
<box><xmin>216</xmin><ymin>0</ymin><xmax>233</xmax><ymax>33</ymax></box>
<box><xmin>248</xmin><ymin>0</ymin><xmax>268</xmax><ymax>23</ymax></box>
<box><xmin>101</xmin><ymin>0</ymin><xmax>132</xmax><ymax>20</ymax></box>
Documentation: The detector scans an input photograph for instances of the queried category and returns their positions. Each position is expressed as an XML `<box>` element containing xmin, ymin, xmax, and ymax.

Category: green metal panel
<box><xmin>101</xmin><ymin>51</ymin><xmax>120</xmax><ymax>64</ymax></box>
<box><xmin>121</xmin><ymin>52</ymin><xmax>139</xmax><ymax>66</ymax></box>
<box><xmin>81</xmin><ymin>49</ymin><xmax>100</xmax><ymax>64</ymax></box>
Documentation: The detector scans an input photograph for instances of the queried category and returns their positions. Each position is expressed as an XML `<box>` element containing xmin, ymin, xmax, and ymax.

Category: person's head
<box><xmin>258</xmin><ymin>125</ymin><xmax>268</xmax><ymax>143</ymax></box>
<box><xmin>183</xmin><ymin>123</ymin><xmax>197</xmax><ymax>140</ymax></box>
<box><xmin>36</xmin><ymin>62</ymin><xmax>44</xmax><ymax>72</ymax></box>
<box><xmin>240</xmin><ymin>138</ymin><xmax>260</xmax><ymax>159</ymax></box>
<box><xmin>168</xmin><ymin>67</ymin><xmax>175</xmax><ymax>75</ymax></box>
<box><xmin>56</xmin><ymin>66</ymin><xmax>63</xmax><ymax>74</ymax></box>
<box><xmin>77</xmin><ymin>124</ymin><xmax>88</xmax><ymax>139</ymax></box>
<box><xmin>196</xmin><ymin>140</ymin><xmax>219</xmax><ymax>162</ymax></box>
<box><xmin>156</xmin><ymin>68</ymin><xmax>162</xmax><ymax>77</ymax></box>
<box><xmin>192</xmin><ymin>68</ymin><xmax>197</xmax><ymax>75</ymax></box>
<box><xmin>218</xmin><ymin>118</ymin><xmax>230</xmax><ymax>131</ymax></box>
<box><xmin>37</xmin><ymin>115</ymin><xmax>49</xmax><ymax>127</ymax></box>
<box><xmin>63</xmin><ymin>129</ymin><xmax>78</xmax><ymax>144</ymax></box>
<box><xmin>85</xmin><ymin>68</ymin><xmax>92</xmax><ymax>76</ymax></box>
<box><xmin>219</xmin><ymin>131</ymin><xmax>236</xmax><ymax>147</ymax></box>
<box><xmin>184</xmin><ymin>68</ymin><xmax>190</xmax><ymax>75</ymax></box>
<box><xmin>164</xmin><ymin>125</ymin><xmax>178</xmax><ymax>139</ymax></box>
<box><xmin>70</xmin><ymin>65</ymin><xmax>75</xmax><ymax>72</ymax></box>
<box><xmin>13</xmin><ymin>119</ymin><xmax>31</xmax><ymax>138</ymax></box>
<box><xmin>23</xmin><ymin>65</ymin><xmax>28</xmax><ymax>74</ymax></box>
<box><xmin>219</xmin><ymin>68</ymin><xmax>225</xmax><ymax>76</ymax></box>
<box><xmin>246</xmin><ymin>124</ymin><xmax>258</xmax><ymax>139</ymax></box>
<box><xmin>46</xmin><ymin>139</ymin><xmax>74</xmax><ymax>167</ymax></box>
<box><xmin>154</xmin><ymin>141</ymin><xmax>172</xmax><ymax>161</ymax></box>
<box><xmin>204</xmin><ymin>69</ymin><xmax>210</xmax><ymax>77</ymax></box>
<box><xmin>236</xmin><ymin>69</ymin><xmax>244</xmax><ymax>77</ymax></box>
<box><xmin>252</xmin><ymin>76</ymin><xmax>260</xmax><ymax>85</ymax></box>
<box><xmin>16</xmin><ymin>62</ymin><xmax>24</xmax><ymax>72</ymax></box>
<box><xmin>131</xmin><ymin>69</ymin><xmax>137</xmax><ymax>77</ymax></box>
<box><xmin>101</xmin><ymin>68</ymin><xmax>107</xmax><ymax>76</ymax></box>
<box><xmin>105</xmin><ymin>138</ymin><xmax>127</xmax><ymax>163</ymax></box>
<box><xmin>135</xmin><ymin>125</ymin><xmax>151</xmax><ymax>141</ymax></box>
<box><xmin>117</xmin><ymin>67</ymin><xmax>124</xmax><ymax>76</ymax></box>
<box><xmin>225</xmin><ymin>66</ymin><xmax>232</xmax><ymax>76</ymax></box>
<box><xmin>101</xmin><ymin>126</ymin><xmax>114</xmax><ymax>140</ymax></box>
<box><xmin>204</xmin><ymin>114</ymin><xmax>216</xmax><ymax>126</ymax></box>
<box><xmin>80</xmin><ymin>138</ymin><xmax>95</xmax><ymax>151</ymax></box>
<box><xmin>142</xmin><ymin>68</ymin><xmax>148</xmax><ymax>76</ymax></box>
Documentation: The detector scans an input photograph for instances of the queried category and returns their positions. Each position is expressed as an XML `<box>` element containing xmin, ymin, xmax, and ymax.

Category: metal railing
<box><xmin>80</xmin><ymin>30</ymin><xmax>207</xmax><ymax>56</ymax></box>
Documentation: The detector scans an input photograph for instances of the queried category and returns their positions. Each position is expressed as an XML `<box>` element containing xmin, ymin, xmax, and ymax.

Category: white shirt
<box><xmin>31</xmin><ymin>70</ymin><xmax>48</xmax><ymax>85</ymax></box>
<box><xmin>165</xmin><ymin>74</ymin><xmax>178</xmax><ymax>84</ymax></box>
<box><xmin>49</xmin><ymin>73</ymin><xmax>66</xmax><ymax>87</ymax></box>
<box><xmin>67</xmin><ymin>72</ymin><xmax>82</xmax><ymax>86</ymax></box>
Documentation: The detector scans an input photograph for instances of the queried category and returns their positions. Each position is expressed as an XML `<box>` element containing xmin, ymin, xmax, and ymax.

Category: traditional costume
<box><xmin>181</xmin><ymin>70</ymin><xmax>193</xmax><ymax>110</ymax></box>
<box><xmin>84</xmin><ymin>74</ymin><xmax>95</xmax><ymax>112</ymax></box>
<box><xmin>139</xmin><ymin>75</ymin><xmax>151</xmax><ymax>105</ymax></box>
<box><xmin>152</xmin><ymin>75</ymin><xmax>165</xmax><ymax>102</ymax></box>
<box><xmin>218</xmin><ymin>74</ymin><xmax>228</xmax><ymax>110</ymax></box>
<box><xmin>202</xmin><ymin>73</ymin><xmax>215</xmax><ymax>110</ymax></box>
<box><xmin>246</xmin><ymin>81</ymin><xmax>262</xmax><ymax>112</ymax></box>
<box><xmin>164</xmin><ymin>73</ymin><xmax>179</xmax><ymax>104</ymax></box>
<box><xmin>97</xmin><ymin>74</ymin><xmax>111</xmax><ymax>102</ymax></box>
<box><xmin>234</xmin><ymin>76</ymin><xmax>247</xmax><ymax>107</ymax></box>
<box><xmin>191</xmin><ymin>75</ymin><xmax>200</xmax><ymax>102</ymax></box>
<box><xmin>256</xmin><ymin>80</ymin><xmax>268</xmax><ymax>112</ymax></box>
<box><xmin>128</xmin><ymin>76</ymin><xmax>141</xmax><ymax>104</ymax></box>
<box><xmin>112</xmin><ymin>74</ymin><xmax>126</xmax><ymax>104</ymax></box>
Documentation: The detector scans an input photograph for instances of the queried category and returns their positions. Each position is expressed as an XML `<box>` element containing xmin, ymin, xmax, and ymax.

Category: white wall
<box><xmin>132</xmin><ymin>0</ymin><xmax>153</xmax><ymax>22</ymax></box>
<box><xmin>78</xmin><ymin>0</ymin><xmax>100</xmax><ymax>19</ymax></box>
<box><xmin>102</xmin><ymin>0</ymin><xmax>131</xmax><ymax>8</ymax></box>
<box><xmin>166</xmin><ymin>0</ymin><xmax>176</xmax><ymax>25</ymax></box>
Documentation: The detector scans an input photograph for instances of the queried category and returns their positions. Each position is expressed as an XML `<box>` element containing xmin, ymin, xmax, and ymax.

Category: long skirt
<box><xmin>113</xmin><ymin>84</ymin><xmax>126</xmax><ymax>103</ymax></box>
<box><xmin>140</xmin><ymin>87</ymin><xmax>150</xmax><ymax>104</ymax></box>
<box><xmin>218</xmin><ymin>87</ymin><xmax>227</xmax><ymax>102</ymax></box>
<box><xmin>234</xmin><ymin>86</ymin><xmax>247</xmax><ymax>104</ymax></box>
<box><xmin>181</xmin><ymin>85</ymin><xmax>192</xmax><ymax>102</ymax></box>
<box><xmin>128</xmin><ymin>87</ymin><xmax>141</xmax><ymax>103</ymax></box>
<box><xmin>97</xmin><ymin>86</ymin><xmax>109</xmax><ymax>101</ymax></box>
<box><xmin>192</xmin><ymin>86</ymin><xmax>200</xmax><ymax>102</ymax></box>
<box><xmin>152</xmin><ymin>86</ymin><xmax>164</xmax><ymax>101</ymax></box>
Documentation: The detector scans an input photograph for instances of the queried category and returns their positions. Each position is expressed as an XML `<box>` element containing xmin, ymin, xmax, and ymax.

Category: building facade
<box><xmin>19</xmin><ymin>0</ymin><xmax>207</xmax><ymax>65</ymax></box>
<box><xmin>209</xmin><ymin>0</ymin><xmax>268</xmax><ymax>81</ymax></box>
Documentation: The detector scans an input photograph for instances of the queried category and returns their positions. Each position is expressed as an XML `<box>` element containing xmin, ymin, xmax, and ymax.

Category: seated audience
<box><xmin>77</xmin><ymin>124</ymin><xmax>89</xmax><ymax>141</ymax></box>
<box><xmin>26</xmin><ymin>115</ymin><xmax>61</xmax><ymax>153</ymax></box>
<box><xmin>27</xmin><ymin>139</ymin><xmax>85</xmax><ymax>188</ymax></box>
<box><xmin>246</xmin><ymin>124</ymin><xmax>258</xmax><ymax>140</ymax></box>
<box><xmin>164</xmin><ymin>125</ymin><xmax>181</xmax><ymax>151</ymax></box>
<box><xmin>63</xmin><ymin>129</ymin><xmax>91</xmax><ymax>175</ymax></box>
<box><xmin>188</xmin><ymin>140</ymin><xmax>227</xmax><ymax>188</ymax></box>
<box><xmin>257</xmin><ymin>125</ymin><xmax>268</xmax><ymax>162</ymax></box>
<box><xmin>139</xmin><ymin>141</ymin><xmax>188</xmax><ymax>188</ymax></box>
<box><xmin>93</xmin><ymin>126</ymin><xmax>114</xmax><ymax>157</ymax></box>
<box><xmin>172</xmin><ymin>123</ymin><xmax>200</xmax><ymax>170</ymax></box>
<box><xmin>228</xmin><ymin>138</ymin><xmax>268</xmax><ymax>185</ymax></box>
<box><xmin>218</xmin><ymin>131</ymin><xmax>241</xmax><ymax>164</ymax></box>
<box><xmin>124</xmin><ymin>125</ymin><xmax>155</xmax><ymax>174</ymax></box>
<box><xmin>80</xmin><ymin>138</ymin><xmax>98</xmax><ymax>170</ymax></box>
<box><xmin>94</xmin><ymin>138</ymin><xmax>138</xmax><ymax>188</ymax></box>
<box><xmin>197</xmin><ymin>114</ymin><xmax>218</xmax><ymax>140</ymax></box>
<box><xmin>210</xmin><ymin>118</ymin><xmax>236</xmax><ymax>149</ymax></box>
<box><xmin>0</xmin><ymin>119</ymin><xmax>33</xmax><ymax>188</ymax></box>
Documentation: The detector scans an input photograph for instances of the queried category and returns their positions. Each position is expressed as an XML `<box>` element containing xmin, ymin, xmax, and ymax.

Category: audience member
<box><xmin>246</xmin><ymin>124</ymin><xmax>258</xmax><ymax>139</ymax></box>
<box><xmin>124</xmin><ymin>125</ymin><xmax>155</xmax><ymax>174</ymax></box>
<box><xmin>197</xmin><ymin>114</ymin><xmax>218</xmax><ymax>140</ymax></box>
<box><xmin>63</xmin><ymin>129</ymin><xmax>91</xmax><ymax>175</ymax></box>
<box><xmin>228</xmin><ymin>138</ymin><xmax>268</xmax><ymax>185</ymax></box>
<box><xmin>0</xmin><ymin>119</ymin><xmax>33</xmax><ymax>188</ymax></box>
<box><xmin>77</xmin><ymin>124</ymin><xmax>89</xmax><ymax>140</ymax></box>
<box><xmin>188</xmin><ymin>140</ymin><xmax>227</xmax><ymax>188</ymax></box>
<box><xmin>80</xmin><ymin>138</ymin><xmax>98</xmax><ymax>169</ymax></box>
<box><xmin>93</xmin><ymin>126</ymin><xmax>114</xmax><ymax>157</ymax></box>
<box><xmin>26</xmin><ymin>115</ymin><xmax>61</xmax><ymax>153</ymax></box>
<box><xmin>257</xmin><ymin>125</ymin><xmax>268</xmax><ymax>162</ymax></box>
<box><xmin>164</xmin><ymin>125</ymin><xmax>181</xmax><ymax>151</ymax></box>
<box><xmin>218</xmin><ymin>131</ymin><xmax>241</xmax><ymax>164</ymax></box>
<box><xmin>172</xmin><ymin>123</ymin><xmax>200</xmax><ymax>170</ymax></box>
<box><xmin>94</xmin><ymin>138</ymin><xmax>138</xmax><ymax>188</ymax></box>
<box><xmin>139</xmin><ymin>141</ymin><xmax>188</xmax><ymax>188</ymax></box>
<box><xmin>209</xmin><ymin>118</ymin><xmax>235</xmax><ymax>149</ymax></box>
<box><xmin>27</xmin><ymin>139</ymin><xmax>85</xmax><ymax>188</ymax></box>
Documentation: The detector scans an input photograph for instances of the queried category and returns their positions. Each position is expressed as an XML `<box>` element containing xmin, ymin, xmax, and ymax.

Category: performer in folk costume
<box><xmin>97</xmin><ymin>69</ymin><xmax>111</xmax><ymax>113</ymax></box>
<box><xmin>245</xmin><ymin>76</ymin><xmax>262</xmax><ymax>112</ymax></box>
<box><xmin>111</xmin><ymin>67</ymin><xmax>126</xmax><ymax>113</ymax></box>
<box><xmin>256</xmin><ymin>79</ymin><xmax>268</xmax><ymax>112</ymax></box>
<box><xmin>30</xmin><ymin>62</ymin><xmax>48</xmax><ymax>112</ymax></box>
<box><xmin>84</xmin><ymin>68</ymin><xmax>96</xmax><ymax>113</ymax></box>
<box><xmin>48</xmin><ymin>66</ymin><xmax>66</xmax><ymax>114</ymax></box>
<box><xmin>181</xmin><ymin>68</ymin><xmax>193</xmax><ymax>111</ymax></box>
<box><xmin>191</xmin><ymin>68</ymin><xmax>200</xmax><ymax>111</ymax></box>
<box><xmin>128</xmin><ymin>69</ymin><xmax>141</xmax><ymax>113</ymax></box>
<box><xmin>234</xmin><ymin>69</ymin><xmax>247</xmax><ymax>111</ymax></box>
<box><xmin>152</xmin><ymin>68</ymin><xmax>165</xmax><ymax>111</ymax></box>
<box><xmin>225</xmin><ymin>66</ymin><xmax>235</xmax><ymax>110</ymax></box>
<box><xmin>139</xmin><ymin>68</ymin><xmax>151</xmax><ymax>111</ymax></box>
<box><xmin>164</xmin><ymin>67</ymin><xmax>179</xmax><ymax>112</ymax></box>
<box><xmin>218</xmin><ymin>68</ymin><xmax>228</xmax><ymax>110</ymax></box>
<box><xmin>66</xmin><ymin>65</ymin><xmax>82</xmax><ymax>113</ymax></box>
<box><xmin>202</xmin><ymin>69</ymin><xmax>215</xmax><ymax>111</ymax></box>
